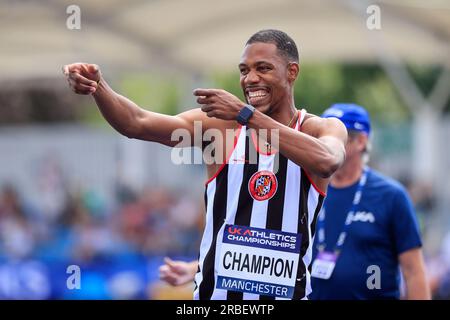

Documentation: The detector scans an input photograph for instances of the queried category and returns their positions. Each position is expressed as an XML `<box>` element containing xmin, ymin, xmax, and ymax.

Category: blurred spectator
<box><xmin>427</xmin><ymin>231</ymin><xmax>450</xmax><ymax>299</ymax></box>
<box><xmin>35</xmin><ymin>154</ymin><xmax>68</xmax><ymax>223</ymax></box>
<box><xmin>403</xmin><ymin>178</ymin><xmax>436</xmax><ymax>236</ymax></box>
<box><xmin>0</xmin><ymin>184</ymin><xmax>36</xmax><ymax>259</ymax></box>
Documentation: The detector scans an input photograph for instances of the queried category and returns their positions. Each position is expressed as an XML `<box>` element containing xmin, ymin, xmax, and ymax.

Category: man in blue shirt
<box><xmin>310</xmin><ymin>103</ymin><xmax>430</xmax><ymax>300</ymax></box>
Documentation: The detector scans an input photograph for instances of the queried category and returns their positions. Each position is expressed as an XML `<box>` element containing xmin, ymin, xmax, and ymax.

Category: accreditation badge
<box><xmin>216</xmin><ymin>224</ymin><xmax>301</xmax><ymax>299</ymax></box>
<box><xmin>311</xmin><ymin>251</ymin><xmax>337</xmax><ymax>280</ymax></box>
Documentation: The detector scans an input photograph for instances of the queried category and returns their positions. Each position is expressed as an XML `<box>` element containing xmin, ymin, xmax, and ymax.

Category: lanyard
<box><xmin>316</xmin><ymin>167</ymin><xmax>369</xmax><ymax>255</ymax></box>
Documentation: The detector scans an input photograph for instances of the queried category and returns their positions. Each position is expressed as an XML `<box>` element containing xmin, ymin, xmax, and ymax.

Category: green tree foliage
<box><xmin>120</xmin><ymin>74</ymin><xmax>180</xmax><ymax>116</ymax></box>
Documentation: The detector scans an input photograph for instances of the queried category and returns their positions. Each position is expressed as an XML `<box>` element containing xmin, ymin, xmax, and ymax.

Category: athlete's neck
<box><xmin>331</xmin><ymin>156</ymin><xmax>364</xmax><ymax>188</ymax></box>
<box><xmin>270</xmin><ymin>101</ymin><xmax>297</xmax><ymax>127</ymax></box>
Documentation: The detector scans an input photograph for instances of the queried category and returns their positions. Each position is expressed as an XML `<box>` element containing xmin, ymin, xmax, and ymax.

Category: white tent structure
<box><xmin>1</xmin><ymin>0</ymin><xmax>449</xmax><ymax>78</ymax></box>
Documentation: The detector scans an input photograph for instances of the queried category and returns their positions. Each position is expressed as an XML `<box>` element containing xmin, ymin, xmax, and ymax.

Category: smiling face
<box><xmin>239</xmin><ymin>42</ymin><xmax>298</xmax><ymax>115</ymax></box>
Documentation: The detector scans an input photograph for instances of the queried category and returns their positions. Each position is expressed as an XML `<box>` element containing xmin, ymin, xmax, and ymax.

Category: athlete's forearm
<box><xmin>247</xmin><ymin>111</ymin><xmax>344</xmax><ymax>178</ymax></box>
<box><xmin>92</xmin><ymin>77</ymin><xmax>147</xmax><ymax>139</ymax></box>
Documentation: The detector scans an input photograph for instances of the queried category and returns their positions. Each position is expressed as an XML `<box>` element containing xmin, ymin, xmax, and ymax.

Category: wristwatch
<box><xmin>236</xmin><ymin>104</ymin><xmax>255</xmax><ymax>125</ymax></box>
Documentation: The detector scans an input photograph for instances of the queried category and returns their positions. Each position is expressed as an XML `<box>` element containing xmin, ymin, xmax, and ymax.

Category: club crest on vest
<box><xmin>248</xmin><ymin>170</ymin><xmax>278</xmax><ymax>201</ymax></box>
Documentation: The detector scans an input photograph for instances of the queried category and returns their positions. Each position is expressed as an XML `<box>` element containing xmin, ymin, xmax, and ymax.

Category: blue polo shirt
<box><xmin>310</xmin><ymin>168</ymin><xmax>422</xmax><ymax>300</ymax></box>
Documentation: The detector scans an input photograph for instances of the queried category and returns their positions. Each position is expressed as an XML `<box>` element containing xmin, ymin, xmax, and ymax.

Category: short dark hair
<box><xmin>246</xmin><ymin>29</ymin><xmax>299</xmax><ymax>63</ymax></box>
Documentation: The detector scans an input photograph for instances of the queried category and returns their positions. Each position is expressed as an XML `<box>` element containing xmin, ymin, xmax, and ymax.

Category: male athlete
<box><xmin>63</xmin><ymin>29</ymin><xmax>347</xmax><ymax>300</ymax></box>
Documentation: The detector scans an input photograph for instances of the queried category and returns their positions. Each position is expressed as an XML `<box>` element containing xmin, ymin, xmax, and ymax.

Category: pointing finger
<box><xmin>193</xmin><ymin>88</ymin><xmax>218</xmax><ymax>97</ymax></box>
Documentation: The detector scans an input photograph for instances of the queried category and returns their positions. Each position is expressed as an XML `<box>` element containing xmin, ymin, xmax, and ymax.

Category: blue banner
<box><xmin>217</xmin><ymin>275</ymin><xmax>294</xmax><ymax>298</ymax></box>
<box><xmin>222</xmin><ymin>224</ymin><xmax>301</xmax><ymax>254</ymax></box>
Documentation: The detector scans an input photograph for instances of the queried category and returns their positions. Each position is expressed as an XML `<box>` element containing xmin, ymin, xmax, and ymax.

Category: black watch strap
<box><xmin>236</xmin><ymin>104</ymin><xmax>255</xmax><ymax>125</ymax></box>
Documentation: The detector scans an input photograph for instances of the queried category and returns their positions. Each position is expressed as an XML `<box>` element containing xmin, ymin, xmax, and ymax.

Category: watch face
<box><xmin>243</xmin><ymin>107</ymin><xmax>252</xmax><ymax>117</ymax></box>
<box><xmin>237</xmin><ymin>105</ymin><xmax>254</xmax><ymax>125</ymax></box>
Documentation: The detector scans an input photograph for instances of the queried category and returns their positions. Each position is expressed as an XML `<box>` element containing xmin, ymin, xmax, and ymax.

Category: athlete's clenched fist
<box><xmin>62</xmin><ymin>63</ymin><xmax>101</xmax><ymax>95</ymax></box>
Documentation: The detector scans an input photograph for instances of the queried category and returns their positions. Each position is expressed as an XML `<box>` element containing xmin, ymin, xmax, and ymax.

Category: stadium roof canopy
<box><xmin>1</xmin><ymin>0</ymin><xmax>449</xmax><ymax>80</ymax></box>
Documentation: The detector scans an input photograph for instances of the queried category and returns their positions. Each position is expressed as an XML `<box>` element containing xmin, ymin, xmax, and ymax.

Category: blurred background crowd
<box><xmin>0</xmin><ymin>0</ymin><xmax>449</xmax><ymax>299</ymax></box>
<box><xmin>0</xmin><ymin>176</ymin><xmax>203</xmax><ymax>299</ymax></box>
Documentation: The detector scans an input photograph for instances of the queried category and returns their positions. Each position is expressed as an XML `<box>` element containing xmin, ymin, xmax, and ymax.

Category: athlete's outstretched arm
<box><xmin>63</xmin><ymin>62</ymin><xmax>207</xmax><ymax>147</ymax></box>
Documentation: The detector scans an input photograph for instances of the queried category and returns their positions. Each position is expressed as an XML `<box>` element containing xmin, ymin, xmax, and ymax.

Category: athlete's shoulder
<box><xmin>301</xmin><ymin>111</ymin><xmax>346</xmax><ymax>137</ymax></box>
<box><xmin>302</xmin><ymin>112</ymin><xmax>324</xmax><ymax>126</ymax></box>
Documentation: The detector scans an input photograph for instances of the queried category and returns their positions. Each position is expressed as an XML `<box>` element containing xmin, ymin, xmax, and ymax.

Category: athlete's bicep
<box><xmin>135</xmin><ymin>108</ymin><xmax>207</xmax><ymax>147</ymax></box>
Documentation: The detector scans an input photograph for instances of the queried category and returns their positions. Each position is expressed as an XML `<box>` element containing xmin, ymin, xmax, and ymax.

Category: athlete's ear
<box><xmin>287</xmin><ymin>62</ymin><xmax>299</xmax><ymax>83</ymax></box>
